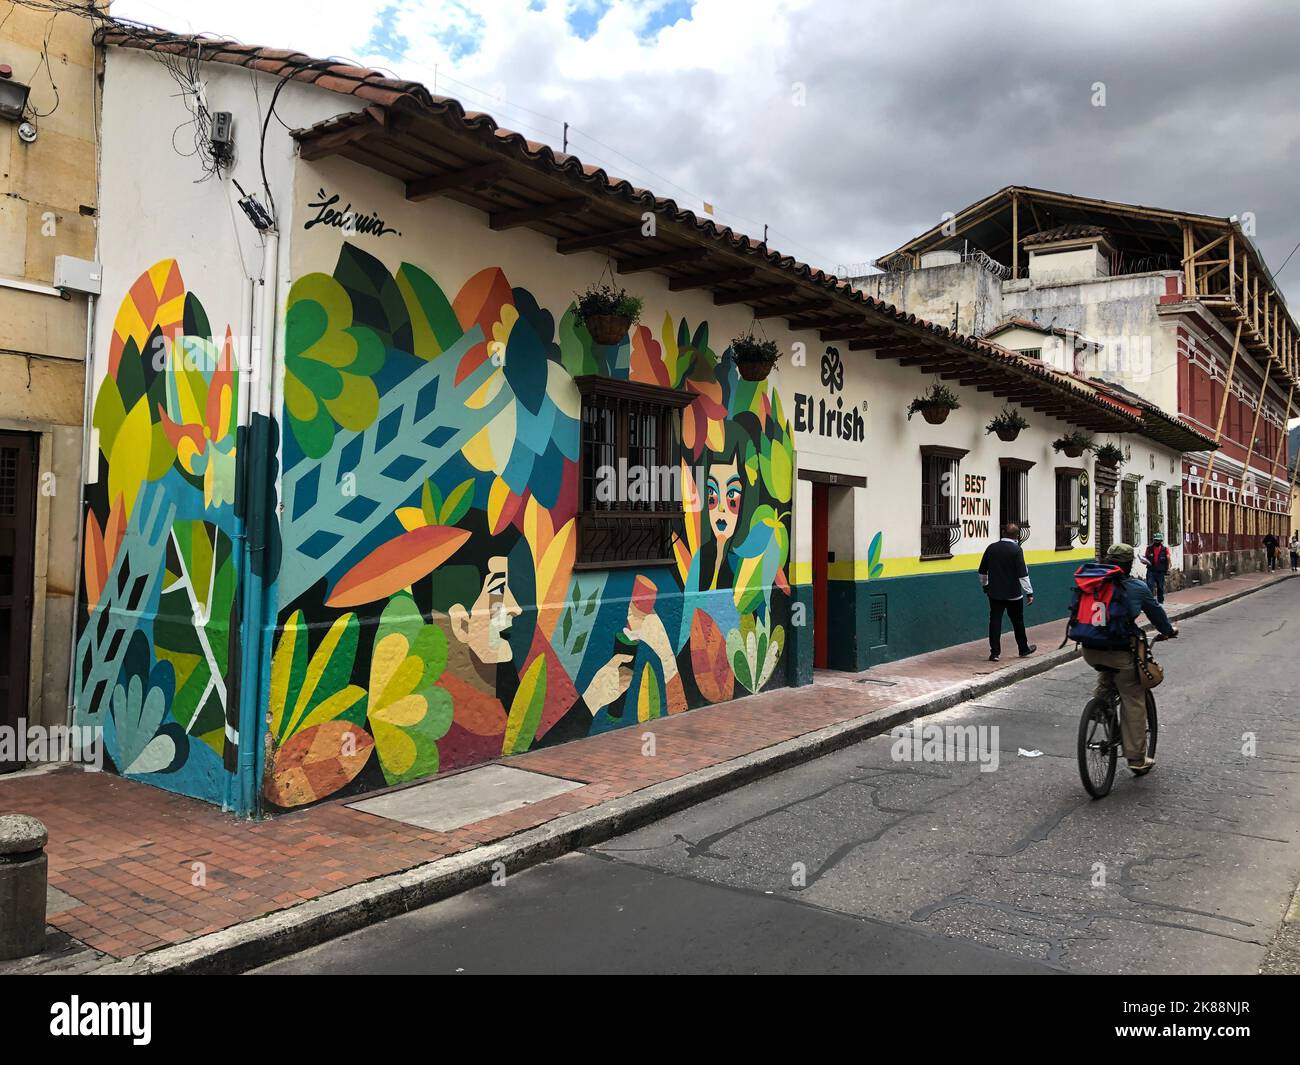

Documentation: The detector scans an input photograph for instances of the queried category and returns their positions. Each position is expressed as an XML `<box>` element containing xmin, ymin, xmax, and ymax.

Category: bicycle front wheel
<box><xmin>1145</xmin><ymin>690</ymin><xmax>1158</xmax><ymax>759</ymax></box>
<box><xmin>1078</xmin><ymin>698</ymin><xmax>1118</xmax><ymax>799</ymax></box>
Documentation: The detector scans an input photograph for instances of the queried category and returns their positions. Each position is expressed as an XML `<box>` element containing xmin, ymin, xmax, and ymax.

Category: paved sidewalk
<box><xmin>0</xmin><ymin>568</ymin><xmax>1289</xmax><ymax>972</ymax></box>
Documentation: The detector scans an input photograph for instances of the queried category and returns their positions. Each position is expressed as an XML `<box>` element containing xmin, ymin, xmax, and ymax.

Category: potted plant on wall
<box><xmin>985</xmin><ymin>406</ymin><xmax>1029</xmax><ymax>442</ymax></box>
<box><xmin>1095</xmin><ymin>442</ymin><xmax>1125</xmax><ymax>469</ymax></box>
<box><xmin>907</xmin><ymin>382</ymin><xmax>961</xmax><ymax>424</ymax></box>
<box><xmin>1052</xmin><ymin>430</ymin><xmax>1095</xmax><ymax>458</ymax></box>
<box><xmin>730</xmin><ymin>332</ymin><xmax>781</xmax><ymax>381</ymax></box>
<box><xmin>575</xmin><ymin>284</ymin><xmax>643</xmax><ymax>345</ymax></box>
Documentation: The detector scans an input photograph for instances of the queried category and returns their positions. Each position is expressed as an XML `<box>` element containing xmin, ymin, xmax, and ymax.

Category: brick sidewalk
<box><xmin>0</xmin><ymin>568</ymin><xmax>1288</xmax><ymax>964</ymax></box>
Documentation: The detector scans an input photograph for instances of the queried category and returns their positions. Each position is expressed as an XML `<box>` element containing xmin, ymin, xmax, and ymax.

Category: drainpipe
<box><xmin>65</xmin><ymin>292</ymin><xmax>96</xmax><ymax>725</ymax></box>
<box><xmin>234</xmin><ymin>231</ymin><xmax>279</xmax><ymax>817</ymax></box>
<box><xmin>224</xmin><ymin>275</ymin><xmax>255</xmax><ymax>807</ymax></box>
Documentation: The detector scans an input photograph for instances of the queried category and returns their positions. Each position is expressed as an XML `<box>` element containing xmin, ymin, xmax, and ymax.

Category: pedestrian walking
<box><xmin>1263</xmin><ymin>531</ymin><xmax>1280</xmax><ymax>571</ymax></box>
<box><xmin>978</xmin><ymin>522</ymin><xmax>1037</xmax><ymax>662</ymax></box>
<box><xmin>1142</xmin><ymin>532</ymin><xmax>1170</xmax><ymax>603</ymax></box>
<box><xmin>1289</xmin><ymin>531</ymin><xmax>1299</xmax><ymax>572</ymax></box>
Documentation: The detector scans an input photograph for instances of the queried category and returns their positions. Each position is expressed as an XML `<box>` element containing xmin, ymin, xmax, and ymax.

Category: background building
<box><xmin>863</xmin><ymin>187</ymin><xmax>1296</xmax><ymax>587</ymax></box>
<box><xmin>0</xmin><ymin>0</ymin><xmax>102</xmax><ymax>768</ymax></box>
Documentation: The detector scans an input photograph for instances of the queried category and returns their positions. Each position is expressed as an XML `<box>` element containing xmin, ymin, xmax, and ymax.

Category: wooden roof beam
<box><xmin>555</xmin><ymin>224</ymin><xmax>645</xmax><ymax>254</ymax></box>
<box><xmin>754</xmin><ymin>300</ymin><xmax>831</xmax><ymax>320</ymax></box>
<box><xmin>714</xmin><ymin>284</ymin><xmax>794</xmax><ymax>306</ymax></box>
<box><xmin>668</xmin><ymin>267</ymin><xmax>755</xmax><ymax>291</ymax></box>
<box><xmin>617</xmin><ymin>247</ymin><xmax>710</xmax><ymax>274</ymax></box>
<box><xmin>299</xmin><ymin>121</ymin><xmax>381</xmax><ymax>162</ymax></box>
<box><xmin>406</xmin><ymin>161</ymin><xmax>506</xmax><ymax>201</ymax></box>
<box><xmin>489</xmin><ymin>197</ymin><xmax>588</xmax><ymax>231</ymax></box>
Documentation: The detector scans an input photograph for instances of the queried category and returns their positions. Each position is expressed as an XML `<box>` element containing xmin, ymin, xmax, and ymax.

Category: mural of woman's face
<box><xmin>706</xmin><ymin>458</ymin><xmax>742</xmax><ymax>544</ymax></box>
<box><xmin>449</xmin><ymin>555</ymin><xmax>522</xmax><ymax>665</ymax></box>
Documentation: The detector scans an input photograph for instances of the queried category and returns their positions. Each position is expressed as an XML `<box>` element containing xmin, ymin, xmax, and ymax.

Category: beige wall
<box><xmin>0</xmin><ymin>0</ymin><xmax>103</xmax><ymax>726</ymax></box>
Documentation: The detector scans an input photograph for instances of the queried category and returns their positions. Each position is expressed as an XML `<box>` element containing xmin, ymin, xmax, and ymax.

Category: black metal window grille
<box><xmin>920</xmin><ymin>448</ymin><xmax>964</xmax><ymax>558</ymax></box>
<box><xmin>575</xmin><ymin>376</ymin><xmax>691</xmax><ymax>568</ymax></box>
<box><xmin>1056</xmin><ymin>470</ymin><xmax>1081</xmax><ymax>549</ymax></box>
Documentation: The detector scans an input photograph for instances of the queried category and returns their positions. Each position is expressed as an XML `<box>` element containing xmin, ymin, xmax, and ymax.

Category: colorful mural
<box><xmin>263</xmin><ymin>242</ymin><xmax>793</xmax><ymax>809</ymax></box>
<box><xmin>79</xmin><ymin>243</ymin><xmax>794</xmax><ymax>812</ymax></box>
<box><xmin>75</xmin><ymin>261</ymin><xmax>241</xmax><ymax>803</ymax></box>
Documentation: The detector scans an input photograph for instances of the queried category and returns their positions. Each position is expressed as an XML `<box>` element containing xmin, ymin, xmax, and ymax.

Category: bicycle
<box><xmin>1076</xmin><ymin>634</ymin><xmax>1169</xmax><ymax>799</ymax></box>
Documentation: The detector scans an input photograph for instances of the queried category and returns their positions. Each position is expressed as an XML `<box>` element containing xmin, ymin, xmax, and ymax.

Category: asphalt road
<box><xmin>258</xmin><ymin>580</ymin><xmax>1300</xmax><ymax>975</ymax></box>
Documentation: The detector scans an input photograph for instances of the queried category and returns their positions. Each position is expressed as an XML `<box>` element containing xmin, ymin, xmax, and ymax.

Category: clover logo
<box><xmin>820</xmin><ymin>346</ymin><xmax>844</xmax><ymax>393</ymax></box>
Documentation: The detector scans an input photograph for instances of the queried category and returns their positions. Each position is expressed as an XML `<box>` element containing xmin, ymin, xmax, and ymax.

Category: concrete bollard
<box><xmin>0</xmin><ymin>814</ymin><xmax>49</xmax><ymax>960</ymax></box>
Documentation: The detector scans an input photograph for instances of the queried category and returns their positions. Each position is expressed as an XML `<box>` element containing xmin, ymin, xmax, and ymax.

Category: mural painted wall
<box><xmin>260</xmin><ymin>240</ymin><xmax>794</xmax><ymax>809</ymax></box>
<box><xmin>74</xmin><ymin>262</ymin><xmax>241</xmax><ymax>804</ymax></box>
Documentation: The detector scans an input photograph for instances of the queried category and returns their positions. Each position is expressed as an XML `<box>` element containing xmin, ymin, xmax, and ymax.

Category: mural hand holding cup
<box><xmin>625</xmin><ymin>575</ymin><xmax>677</xmax><ymax>683</ymax></box>
<box><xmin>578</xmin><ymin>576</ymin><xmax>675</xmax><ymax>717</ymax></box>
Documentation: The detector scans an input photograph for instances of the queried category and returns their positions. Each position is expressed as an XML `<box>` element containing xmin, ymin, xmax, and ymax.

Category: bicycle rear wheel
<box><xmin>1078</xmin><ymin>697</ymin><xmax>1118</xmax><ymax>799</ymax></box>
<box><xmin>1145</xmin><ymin>690</ymin><xmax>1158</xmax><ymax>759</ymax></box>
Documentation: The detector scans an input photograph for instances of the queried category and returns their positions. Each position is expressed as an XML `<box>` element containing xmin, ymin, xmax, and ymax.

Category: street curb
<box><xmin>97</xmin><ymin>572</ymin><xmax>1293</xmax><ymax>975</ymax></box>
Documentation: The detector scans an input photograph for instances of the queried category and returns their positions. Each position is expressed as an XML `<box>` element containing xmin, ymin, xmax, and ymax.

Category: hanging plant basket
<box><xmin>1052</xmin><ymin>431</ymin><xmax>1095</xmax><ymax>459</ymax></box>
<box><xmin>907</xmin><ymin>382</ymin><xmax>961</xmax><ymax>424</ymax></box>
<box><xmin>575</xmin><ymin>284</ymin><xmax>643</xmax><ymax>346</ymax></box>
<box><xmin>731</xmin><ymin>334</ymin><xmax>780</xmax><ymax>381</ymax></box>
<box><xmin>985</xmin><ymin>406</ymin><xmax>1029</xmax><ymax>442</ymax></box>
<box><xmin>1095</xmin><ymin>442</ymin><xmax>1125</xmax><ymax>469</ymax></box>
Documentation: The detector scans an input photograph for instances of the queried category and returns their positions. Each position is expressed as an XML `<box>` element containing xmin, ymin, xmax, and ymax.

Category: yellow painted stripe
<box><xmin>879</xmin><ymin>546</ymin><xmax>1093</xmax><ymax>578</ymax></box>
<box><xmin>828</xmin><ymin>559</ymin><xmax>871</xmax><ymax>581</ymax></box>
<box><xmin>794</xmin><ymin>547</ymin><xmax>1091</xmax><ymax>585</ymax></box>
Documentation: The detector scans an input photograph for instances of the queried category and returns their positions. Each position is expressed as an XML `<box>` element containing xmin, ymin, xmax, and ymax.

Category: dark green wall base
<box><xmin>827</xmin><ymin>579</ymin><xmax>870</xmax><ymax>672</ymax></box>
<box><xmin>821</xmin><ymin>559</ymin><xmax>1083</xmax><ymax>670</ymax></box>
<box><xmin>787</xmin><ymin>584</ymin><xmax>814</xmax><ymax>687</ymax></box>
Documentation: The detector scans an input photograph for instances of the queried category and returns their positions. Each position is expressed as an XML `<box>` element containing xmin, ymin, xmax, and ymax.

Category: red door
<box><xmin>812</xmin><ymin>482</ymin><xmax>829</xmax><ymax>669</ymax></box>
<box><xmin>0</xmin><ymin>433</ymin><xmax>37</xmax><ymax>773</ymax></box>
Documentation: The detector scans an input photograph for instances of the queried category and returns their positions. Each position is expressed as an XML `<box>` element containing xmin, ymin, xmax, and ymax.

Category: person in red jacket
<box><xmin>1142</xmin><ymin>532</ymin><xmax>1170</xmax><ymax>603</ymax></box>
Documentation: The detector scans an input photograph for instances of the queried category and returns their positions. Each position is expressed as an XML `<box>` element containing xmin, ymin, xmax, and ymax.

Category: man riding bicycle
<box><xmin>1079</xmin><ymin>543</ymin><xmax>1178</xmax><ymax>775</ymax></box>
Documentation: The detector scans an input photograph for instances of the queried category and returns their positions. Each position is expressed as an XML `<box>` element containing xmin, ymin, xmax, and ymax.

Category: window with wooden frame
<box><xmin>999</xmin><ymin>458</ymin><xmax>1034</xmax><ymax>542</ymax></box>
<box><xmin>1145</xmin><ymin>481</ymin><xmax>1164</xmax><ymax>544</ymax></box>
<box><xmin>1055</xmin><ymin>468</ymin><xmax>1082</xmax><ymax>549</ymax></box>
<box><xmin>1120</xmin><ymin>477</ymin><xmax>1140</xmax><ymax>545</ymax></box>
<box><xmin>920</xmin><ymin>445</ymin><xmax>967</xmax><ymax>559</ymax></box>
<box><xmin>575</xmin><ymin>375</ymin><xmax>692</xmax><ymax>568</ymax></box>
<box><xmin>1166</xmin><ymin>487</ymin><xmax>1181</xmax><ymax>546</ymax></box>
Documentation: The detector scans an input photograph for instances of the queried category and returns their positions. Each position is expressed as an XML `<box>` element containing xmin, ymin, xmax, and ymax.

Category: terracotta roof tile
<box><xmin>1021</xmin><ymin>223</ymin><xmax>1111</xmax><ymax>246</ymax></box>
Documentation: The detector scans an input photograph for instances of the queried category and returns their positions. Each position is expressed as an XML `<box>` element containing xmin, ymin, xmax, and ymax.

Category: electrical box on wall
<box><xmin>54</xmin><ymin>256</ymin><xmax>103</xmax><ymax>295</ymax></box>
<box><xmin>210</xmin><ymin>111</ymin><xmax>234</xmax><ymax>162</ymax></box>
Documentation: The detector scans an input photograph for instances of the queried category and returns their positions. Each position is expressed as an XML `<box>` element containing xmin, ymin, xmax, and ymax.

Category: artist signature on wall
<box><xmin>304</xmin><ymin>189</ymin><xmax>401</xmax><ymax>238</ymax></box>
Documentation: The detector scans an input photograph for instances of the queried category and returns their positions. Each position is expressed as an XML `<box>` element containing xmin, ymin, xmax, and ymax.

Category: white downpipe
<box><xmin>65</xmin><ymin>293</ymin><xmax>96</xmax><ymax>724</ymax></box>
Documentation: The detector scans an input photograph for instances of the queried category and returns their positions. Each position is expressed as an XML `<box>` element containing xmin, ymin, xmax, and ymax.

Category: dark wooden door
<box><xmin>0</xmin><ymin>432</ymin><xmax>37</xmax><ymax>773</ymax></box>
<box><xmin>812</xmin><ymin>482</ymin><xmax>829</xmax><ymax>669</ymax></box>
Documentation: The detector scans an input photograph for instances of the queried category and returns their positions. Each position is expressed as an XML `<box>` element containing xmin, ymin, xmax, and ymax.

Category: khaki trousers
<box><xmin>1081</xmin><ymin>646</ymin><xmax>1147</xmax><ymax>762</ymax></box>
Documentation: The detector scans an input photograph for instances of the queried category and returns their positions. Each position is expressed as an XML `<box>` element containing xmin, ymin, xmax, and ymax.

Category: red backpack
<box><xmin>1062</xmin><ymin>562</ymin><xmax>1138</xmax><ymax>649</ymax></box>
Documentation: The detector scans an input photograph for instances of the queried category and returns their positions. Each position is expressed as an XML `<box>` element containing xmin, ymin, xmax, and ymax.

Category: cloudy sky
<box><xmin>112</xmin><ymin>0</ymin><xmax>1300</xmax><ymax>304</ymax></box>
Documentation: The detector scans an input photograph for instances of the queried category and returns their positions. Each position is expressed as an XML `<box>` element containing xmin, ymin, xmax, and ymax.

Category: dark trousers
<box><xmin>1290</xmin><ymin>551</ymin><xmax>1299</xmax><ymax>572</ymax></box>
<box><xmin>988</xmin><ymin>597</ymin><xmax>1029</xmax><ymax>656</ymax></box>
<box><xmin>1146</xmin><ymin>570</ymin><xmax>1166</xmax><ymax>602</ymax></box>
<box><xmin>1266</xmin><ymin>547</ymin><xmax>1278</xmax><ymax>571</ymax></box>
